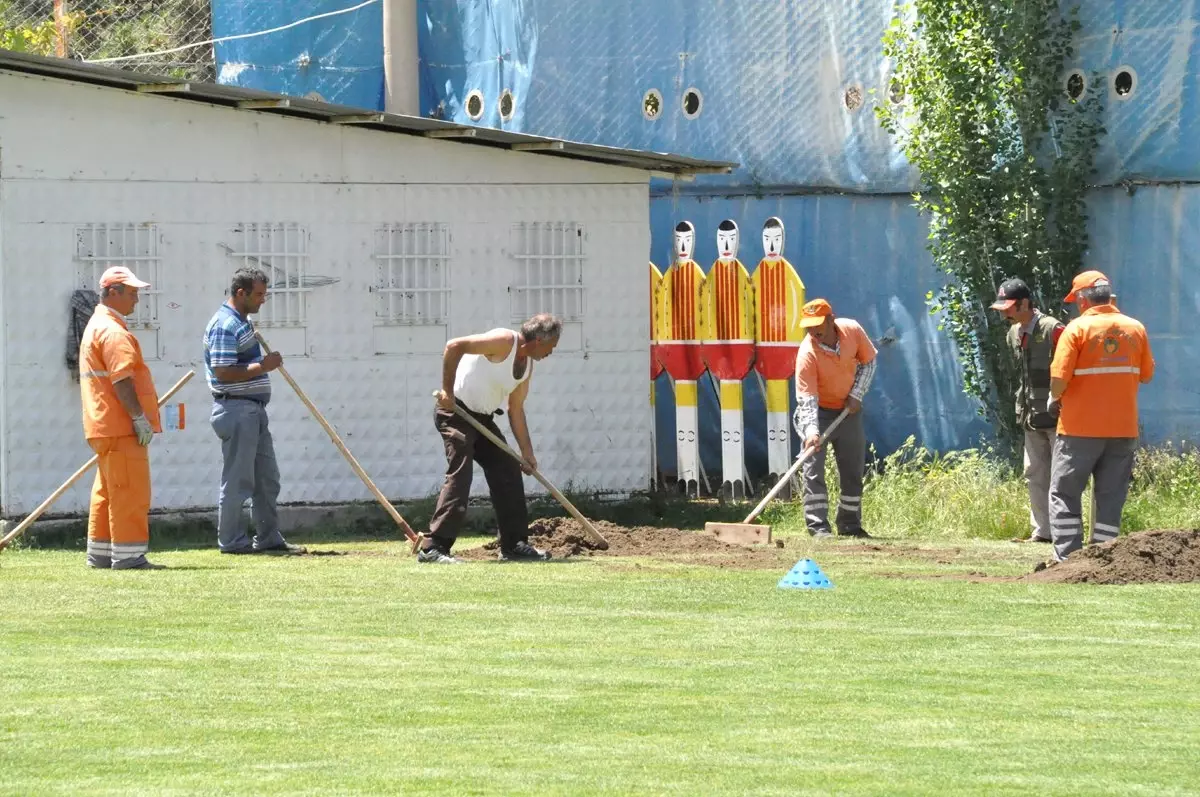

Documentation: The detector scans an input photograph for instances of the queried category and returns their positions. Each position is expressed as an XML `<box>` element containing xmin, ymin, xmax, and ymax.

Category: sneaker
<box><xmin>498</xmin><ymin>540</ymin><xmax>551</xmax><ymax>562</ymax></box>
<box><xmin>1012</xmin><ymin>534</ymin><xmax>1052</xmax><ymax>543</ymax></box>
<box><xmin>255</xmin><ymin>542</ymin><xmax>308</xmax><ymax>556</ymax></box>
<box><xmin>417</xmin><ymin>546</ymin><xmax>463</xmax><ymax>564</ymax></box>
<box><xmin>808</xmin><ymin>529</ymin><xmax>833</xmax><ymax>538</ymax></box>
<box><xmin>219</xmin><ymin>546</ymin><xmax>256</xmax><ymax>555</ymax></box>
<box><xmin>838</xmin><ymin>528</ymin><xmax>873</xmax><ymax>539</ymax></box>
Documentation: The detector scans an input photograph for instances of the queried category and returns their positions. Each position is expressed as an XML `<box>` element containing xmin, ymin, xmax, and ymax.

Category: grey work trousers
<box><xmin>1023</xmin><ymin>428</ymin><xmax>1057</xmax><ymax>541</ymax></box>
<box><xmin>1049</xmin><ymin>435</ymin><xmax>1136</xmax><ymax>562</ymax></box>
<box><xmin>798</xmin><ymin>407</ymin><xmax>867</xmax><ymax>536</ymax></box>
<box><xmin>210</xmin><ymin>397</ymin><xmax>284</xmax><ymax>552</ymax></box>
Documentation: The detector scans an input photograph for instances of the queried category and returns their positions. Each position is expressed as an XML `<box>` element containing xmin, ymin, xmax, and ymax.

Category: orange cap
<box><xmin>1064</xmin><ymin>270</ymin><xmax>1109</xmax><ymax>303</ymax></box>
<box><xmin>800</xmin><ymin>298</ymin><xmax>833</xmax><ymax>328</ymax></box>
<box><xmin>99</xmin><ymin>266</ymin><xmax>150</xmax><ymax>289</ymax></box>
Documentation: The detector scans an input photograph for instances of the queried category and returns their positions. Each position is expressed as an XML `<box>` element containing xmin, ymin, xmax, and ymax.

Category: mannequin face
<box><xmin>716</xmin><ymin>221</ymin><xmax>739</xmax><ymax>262</ymax></box>
<box><xmin>674</xmin><ymin>222</ymin><xmax>695</xmax><ymax>262</ymax></box>
<box><xmin>762</xmin><ymin>218</ymin><xmax>785</xmax><ymax>261</ymax></box>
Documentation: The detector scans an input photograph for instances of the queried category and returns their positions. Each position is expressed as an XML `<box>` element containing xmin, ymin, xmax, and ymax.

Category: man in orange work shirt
<box><xmin>78</xmin><ymin>266</ymin><xmax>163</xmax><ymax>570</ymax></box>
<box><xmin>794</xmin><ymin>299</ymin><xmax>878</xmax><ymax>538</ymax></box>
<box><xmin>1048</xmin><ymin>271</ymin><xmax>1154</xmax><ymax>562</ymax></box>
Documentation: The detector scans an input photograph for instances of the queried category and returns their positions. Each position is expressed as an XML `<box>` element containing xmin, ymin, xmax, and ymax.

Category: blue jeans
<box><xmin>211</xmin><ymin>398</ymin><xmax>283</xmax><ymax>552</ymax></box>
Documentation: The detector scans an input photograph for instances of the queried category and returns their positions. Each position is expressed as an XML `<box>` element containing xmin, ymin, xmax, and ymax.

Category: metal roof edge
<box><xmin>0</xmin><ymin>48</ymin><xmax>737</xmax><ymax>178</ymax></box>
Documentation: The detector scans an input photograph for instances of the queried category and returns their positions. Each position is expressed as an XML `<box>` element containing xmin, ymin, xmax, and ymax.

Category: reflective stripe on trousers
<box><xmin>1049</xmin><ymin>435</ymin><xmax>1136</xmax><ymax>562</ymax></box>
<box><xmin>797</xmin><ymin>407</ymin><xmax>866</xmax><ymax>535</ymax></box>
<box><xmin>86</xmin><ymin>435</ymin><xmax>151</xmax><ymax>568</ymax></box>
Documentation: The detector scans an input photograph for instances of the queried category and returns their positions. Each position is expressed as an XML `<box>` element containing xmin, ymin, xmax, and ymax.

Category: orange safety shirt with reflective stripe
<box><xmin>1050</xmin><ymin>304</ymin><xmax>1154</xmax><ymax>438</ymax></box>
<box><xmin>795</xmin><ymin>318</ymin><xmax>877</xmax><ymax>410</ymax></box>
<box><xmin>79</xmin><ymin>305</ymin><xmax>162</xmax><ymax>439</ymax></box>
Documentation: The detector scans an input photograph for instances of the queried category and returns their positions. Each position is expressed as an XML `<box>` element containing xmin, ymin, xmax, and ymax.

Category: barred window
<box><xmin>373</xmin><ymin>223</ymin><xmax>451</xmax><ymax>325</ymax></box>
<box><xmin>74</xmin><ymin>223</ymin><xmax>161</xmax><ymax>330</ymax></box>
<box><xmin>509</xmin><ymin>222</ymin><xmax>585</xmax><ymax>321</ymax></box>
<box><xmin>224</xmin><ymin>223</ymin><xmax>310</xmax><ymax>327</ymax></box>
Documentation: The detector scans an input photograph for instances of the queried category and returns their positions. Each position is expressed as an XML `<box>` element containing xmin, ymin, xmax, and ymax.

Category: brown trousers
<box><xmin>427</xmin><ymin>405</ymin><xmax>529</xmax><ymax>551</ymax></box>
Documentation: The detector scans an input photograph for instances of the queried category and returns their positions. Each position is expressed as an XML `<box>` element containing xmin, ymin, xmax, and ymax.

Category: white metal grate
<box><xmin>373</xmin><ymin>223</ymin><xmax>451</xmax><ymax>325</ymax></box>
<box><xmin>225</xmin><ymin>223</ymin><xmax>310</xmax><ymax>327</ymax></box>
<box><xmin>509</xmin><ymin>222</ymin><xmax>585</xmax><ymax>321</ymax></box>
<box><xmin>74</xmin><ymin>223</ymin><xmax>161</xmax><ymax>330</ymax></box>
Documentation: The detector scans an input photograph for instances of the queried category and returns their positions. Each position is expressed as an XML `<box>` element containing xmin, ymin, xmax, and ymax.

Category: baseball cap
<box><xmin>990</xmin><ymin>278</ymin><xmax>1032</xmax><ymax>311</ymax></box>
<box><xmin>800</xmin><ymin>298</ymin><xmax>833</xmax><ymax>328</ymax></box>
<box><xmin>99</xmin><ymin>266</ymin><xmax>150</xmax><ymax>289</ymax></box>
<box><xmin>1064</xmin><ymin>270</ymin><xmax>1110</xmax><ymax>303</ymax></box>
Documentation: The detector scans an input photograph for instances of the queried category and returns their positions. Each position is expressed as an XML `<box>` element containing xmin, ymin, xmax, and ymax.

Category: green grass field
<box><xmin>3</xmin><ymin>531</ymin><xmax>1198</xmax><ymax>796</ymax></box>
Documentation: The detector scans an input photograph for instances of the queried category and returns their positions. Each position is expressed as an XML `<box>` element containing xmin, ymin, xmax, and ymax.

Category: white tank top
<box><xmin>454</xmin><ymin>329</ymin><xmax>532</xmax><ymax>414</ymax></box>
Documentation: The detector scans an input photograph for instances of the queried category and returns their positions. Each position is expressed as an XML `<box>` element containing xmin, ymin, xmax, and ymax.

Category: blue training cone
<box><xmin>778</xmin><ymin>558</ymin><xmax>834</xmax><ymax>590</ymax></box>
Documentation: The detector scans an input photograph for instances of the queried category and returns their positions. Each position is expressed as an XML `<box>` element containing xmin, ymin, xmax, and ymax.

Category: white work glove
<box><xmin>131</xmin><ymin>413</ymin><xmax>154</xmax><ymax>447</ymax></box>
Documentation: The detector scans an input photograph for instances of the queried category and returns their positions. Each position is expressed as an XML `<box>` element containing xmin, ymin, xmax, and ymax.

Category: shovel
<box><xmin>259</xmin><ymin>333</ymin><xmax>423</xmax><ymax>553</ymax></box>
<box><xmin>0</xmin><ymin>370</ymin><xmax>196</xmax><ymax>554</ymax></box>
<box><xmin>435</xmin><ymin>393</ymin><xmax>609</xmax><ymax>550</ymax></box>
<box><xmin>704</xmin><ymin>408</ymin><xmax>850</xmax><ymax>544</ymax></box>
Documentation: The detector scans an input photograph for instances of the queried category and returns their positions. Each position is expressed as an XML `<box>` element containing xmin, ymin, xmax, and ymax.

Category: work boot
<box><xmin>417</xmin><ymin>545</ymin><xmax>463</xmax><ymax>564</ymax></box>
<box><xmin>256</xmin><ymin>542</ymin><xmax>307</xmax><ymax>556</ymax></box>
<box><xmin>113</xmin><ymin>556</ymin><xmax>166</xmax><ymax>570</ymax></box>
<box><xmin>808</xmin><ymin>529</ymin><xmax>833</xmax><ymax>538</ymax></box>
<box><xmin>1012</xmin><ymin>533</ymin><xmax>1052</xmax><ymax>543</ymax></box>
<box><xmin>838</xmin><ymin>528</ymin><xmax>872</xmax><ymax>539</ymax></box>
<box><xmin>498</xmin><ymin>540</ymin><xmax>551</xmax><ymax>562</ymax></box>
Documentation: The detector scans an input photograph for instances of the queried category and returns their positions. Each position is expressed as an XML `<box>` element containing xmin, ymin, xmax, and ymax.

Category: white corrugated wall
<box><xmin>0</xmin><ymin>71</ymin><xmax>651</xmax><ymax>516</ymax></box>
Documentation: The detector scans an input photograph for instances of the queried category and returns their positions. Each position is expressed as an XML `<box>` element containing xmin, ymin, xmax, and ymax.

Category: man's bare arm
<box><xmin>507</xmin><ymin>375</ymin><xmax>535</xmax><ymax>473</ymax></box>
<box><xmin>213</xmin><ymin>353</ymin><xmax>281</xmax><ymax>383</ymax></box>
<box><xmin>112</xmin><ymin>377</ymin><xmax>145</xmax><ymax>419</ymax></box>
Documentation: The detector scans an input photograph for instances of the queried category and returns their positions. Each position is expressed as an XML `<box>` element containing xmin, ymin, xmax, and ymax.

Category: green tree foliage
<box><xmin>0</xmin><ymin>1</ymin><xmax>212</xmax><ymax>80</ymax></box>
<box><xmin>876</xmin><ymin>0</ymin><xmax>1105</xmax><ymax>454</ymax></box>
<box><xmin>0</xmin><ymin>1</ymin><xmax>83</xmax><ymax>54</ymax></box>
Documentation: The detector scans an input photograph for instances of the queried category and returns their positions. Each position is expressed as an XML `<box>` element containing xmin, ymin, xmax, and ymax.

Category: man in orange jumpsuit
<box><xmin>78</xmin><ymin>266</ymin><xmax>163</xmax><ymax>569</ymax></box>
<box><xmin>1048</xmin><ymin>271</ymin><xmax>1154</xmax><ymax>561</ymax></box>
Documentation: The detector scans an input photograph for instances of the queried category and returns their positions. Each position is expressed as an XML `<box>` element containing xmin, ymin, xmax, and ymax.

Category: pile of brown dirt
<box><xmin>1023</xmin><ymin>529</ymin><xmax>1200</xmax><ymax>584</ymax></box>
<box><xmin>458</xmin><ymin>517</ymin><xmax>788</xmax><ymax>570</ymax></box>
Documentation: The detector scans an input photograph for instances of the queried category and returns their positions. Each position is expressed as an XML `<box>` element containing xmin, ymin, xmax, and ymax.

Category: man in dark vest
<box><xmin>991</xmin><ymin>278</ymin><xmax>1065</xmax><ymax>543</ymax></box>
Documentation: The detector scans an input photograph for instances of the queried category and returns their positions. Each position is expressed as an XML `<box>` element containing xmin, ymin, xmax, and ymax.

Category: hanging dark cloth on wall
<box><xmin>65</xmin><ymin>289</ymin><xmax>99</xmax><ymax>382</ymax></box>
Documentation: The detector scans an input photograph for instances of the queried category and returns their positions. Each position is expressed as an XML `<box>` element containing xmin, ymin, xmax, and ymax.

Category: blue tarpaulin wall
<box><xmin>212</xmin><ymin>0</ymin><xmax>1200</xmax><ymax>478</ymax></box>
<box><xmin>212</xmin><ymin>0</ymin><xmax>384</xmax><ymax>108</ymax></box>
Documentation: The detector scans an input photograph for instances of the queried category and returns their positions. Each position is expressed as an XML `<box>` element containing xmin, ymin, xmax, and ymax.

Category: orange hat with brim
<box><xmin>800</xmin><ymin>298</ymin><xmax>832</xmax><ymax>328</ymax></box>
<box><xmin>1064</xmin><ymin>270</ymin><xmax>1109</xmax><ymax>303</ymax></box>
<box><xmin>99</xmin><ymin>265</ymin><xmax>151</xmax><ymax>289</ymax></box>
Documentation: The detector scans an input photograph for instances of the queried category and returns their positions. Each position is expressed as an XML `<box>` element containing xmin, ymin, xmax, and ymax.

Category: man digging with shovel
<box><xmin>794</xmin><ymin>299</ymin><xmax>877</xmax><ymax>538</ymax></box>
<box><xmin>420</xmin><ymin>314</ymin><xmax>563</xmax><ymax>564</ymax></box>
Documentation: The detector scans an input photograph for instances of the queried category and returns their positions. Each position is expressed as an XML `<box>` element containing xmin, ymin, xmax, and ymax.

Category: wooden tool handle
<box><xmin>0</xmin><ymin>370</ymin><xmax>196</xmax><ymax>552</ymax></box>
<box><xmin>258</xmin><ymin>333</ymin><xmax>421</xmax><ymax>550</ymax></box>
<box><xmin>742</xmin><ymin>408</ymin><xmax>850</xmax><ymax>525</ymax></box>
<box><xmin>437</xmin><ymin>393</ymin><xmax>610</xmax><ymax>550</ymax></box>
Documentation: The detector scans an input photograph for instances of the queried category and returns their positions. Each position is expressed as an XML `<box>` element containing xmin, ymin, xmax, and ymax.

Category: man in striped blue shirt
<box><xmin>203</xmin><ymin>268</ymin><xmax>304</xmax><ymax>555</ymax></box>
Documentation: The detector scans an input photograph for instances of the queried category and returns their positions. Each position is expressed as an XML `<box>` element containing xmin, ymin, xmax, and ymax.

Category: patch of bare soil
<box><xmin>1022</xmin><ymin>529</ymin><xmax>1200</xmax><ymax>585</ymax></box>
<box><xmin>457</xmin><ymin>517</ymin><xmax>788</xmax><ymax>570</ymax></box>
<box><xmin>834</xmin><ymin>543</ymin><xmax>981</xmax><ymax>564</ymax></box>
<box><xmin>873</xmin><ymin>571</ymin><xmax>1020</xmax><ymax>583</ymax></box>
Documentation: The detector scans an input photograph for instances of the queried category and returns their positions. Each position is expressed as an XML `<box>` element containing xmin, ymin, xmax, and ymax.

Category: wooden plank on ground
<box><xmin>704</xmin><ymin>522</ymin><xmax>771</xmax><ymax>546</ymax></box>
